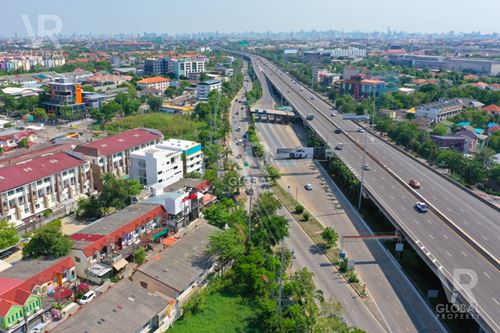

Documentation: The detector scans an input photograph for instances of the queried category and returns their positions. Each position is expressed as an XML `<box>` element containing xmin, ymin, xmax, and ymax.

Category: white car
<box><xmin>289</xmin><ymin>150</ymin><xmax>306</xmax><ymax>159</ymax></box>
<box><xmin>415</xmin><ymin>202</ymin><xmax>429</xmax><ymax>213</ymax></box>
<box><xmin>29</xmin><ymin>323</ymin><xmax>47</xmax><ymax>333</ymax></box>
<box><xmin>304</xmin><ymin>183</ymin><xmax>313</xmax><ymax>191</ymax></box>
<box><xmin>79</xmin><ymin>291</ymin><xmax>96</xmax><ymax>305</ymax></box>
<box><xmin>358</xmin><ymin>128</ymin><xmax>365</xmax><ymax>133</ymax></box>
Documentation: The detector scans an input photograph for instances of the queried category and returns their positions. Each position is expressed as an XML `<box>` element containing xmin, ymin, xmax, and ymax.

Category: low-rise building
<box><xmin>69</xmin><ymin>203</ymin><xmax>167</xmax><ymax>283</ymax></box>
<box><xmin>51</xmin><ymin>281</ymin><xmax>178</xmax><ymax>333</ymax></box>
<box><xmin>483</xmin><ymin>104</ymin><xmax>500</xmax><ymax>117</ymax></box>
<box><xmin>133</xmin><ymin>222</ymin><xmax>218</xmax><ymax>302</ymax></box>
<box><xmin>137</xmin><ymin>76</ymin><xmax>169</xmax><ymax>91</ymax></box>
<box><xmin>73</xmin><ymin>128</ymin><xmax>163</xmax><ymax>190</ymax></box>
<box><xmin>130</xmin><ymin>147</ymin><xmax>183</xmax><ymax>187</ymax></box>
<box><xmin>0</xmin><ymin>151</ymin><xmax>91</xmax><ymax>223</ymax></box>
<box><xmin>84</xmin><ymin>73</ymin><xmax>132</xmax><ymax>87</ymax></box>
<box><xmin>0</xmin><ymin>129</ymin><xmax>35</xmax><ymax>153</ymax></box>
<box><xmin>157</xmin><ymin>139</ymin><xmax>204</xmax><ymax>175</ymax></box>
<box><xmin>0</xmin><ymin>257</ymin><xmax>76</xmax><ymax>333</ymax></box>
<box><xmin>197</xmin><ymin>79</ymin><xmax>222</xmax><ymax>100</ymax></box>
<box><xmin>415</xmin><ymin>98</ymin><xmax>482</xmax><ymax>123</ymax></box>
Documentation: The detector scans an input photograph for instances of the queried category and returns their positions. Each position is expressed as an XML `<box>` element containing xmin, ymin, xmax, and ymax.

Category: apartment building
<box><xmin>130</xmin><ymin>147</ymin><xmax>183</xmax><ymax>187</ymax></box>
<box><xmin>69</xmin><ymin>203</ymin><xmax>167</xmax><ymax>283</ymax></box>
<box><xmin>73</xmin><ymin>128</ymin><xmax>163</xmax><ymax>190</ymax></box>
<box><xmin>415</xmin><ymin>98</ymin><xmax>482</xmax><ymax>123</ymax></box>
<box><xmin>42</xmin><ymin>77</ymin><xmax>85</xmax><ymax>113</ymax></box>
<box><xmin>0</xmin><ymin>151</ymin><xmax>91</xmax><ymax>223</ymax></box>
<box><xmin>144</xmin><ymin>58</ymin><xmax>165</xmax><ymax>76</ymax></box>
<box><xmin>157</xmin><ymin>139</ymin><xmax>204</xmax><ymax>175</ymax></box>
<box><xmin>137</xmin><ymin>76</ymin><xmax>169</xmax><ymax>91</ymax></box>
<box><xmin>168</xmin><ymin>56</ymin><xmax>208</xmax><ymax>79</ymax></box>
<box><xmin>197</xmin><ymin>79</ymin><xmax>222</xmax><ymax>100</ymax></box>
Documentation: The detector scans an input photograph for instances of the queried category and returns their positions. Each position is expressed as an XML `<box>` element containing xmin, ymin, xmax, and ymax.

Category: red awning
<box><xmin>51</xmin><ymin>286</ymin><xmax>73</xmax><ymax>301</ymax></box>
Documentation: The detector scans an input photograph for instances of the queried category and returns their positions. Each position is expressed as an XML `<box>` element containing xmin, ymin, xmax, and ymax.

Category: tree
<box><xmin>146</xmin><ymin>96</ymin><xmax>163</xmax><ymax>112</ymax></box>
<box><xmin>207</xmin><ymin>228</ymin><xmax>246</xmax><ymax>271</ymax></box>
<box><xmin>321</xmin><ymin>227</ymin><xmax>338</xmax><ymax>249</ymax></box>
<box><xmin>303</xmin><ymin>211</ymin><xmax>311</xmax><ymax>221</ymax></box>
<box><xmin>99</xmin><ymin>173</ymin><xmax>141</xmax><ymax>211</ymax></box>
<box><xmin>23</xmin><ymin>228</ymin><xmax>72</xmax><ymax>258</ymax></box>
<box><xmin>266</xmin><ymin>166</ymin><xmax>281</xmax><ymax>185</ymax></box>
<box><xmin>295</xmin><ymin>204</ymin><xmax>304</xmax><ymax>214</ymax></box>
<box><xmin>76</xmin><ymin>194</ymin><xmax>103</xmax><ymax>219</ymax></box>
<box><xmin>431</xmin><ymin>123</ymin><xmax>448</xmax><ymax>136</ymax></box>
<box><xmin>17</xmin><ymin>137</ymin><xmax>30</xmax><ymax>149</ymax></box>
<box><xmin>32</xmin><ymin>107</ymin><xmax>47</xmax><ymax>121</ymax></box>
<box><xmin>134</xmin><ymin>247</ymin><xmax>146</xmax><ymax>264</ymax></box>
<box><xmin>0</xmin><ymin>220</ymin><xmax>19</xmax><ymax>249</ymax></box>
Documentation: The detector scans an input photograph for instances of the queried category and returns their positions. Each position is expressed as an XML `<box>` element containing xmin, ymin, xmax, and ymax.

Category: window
<box><xmin>74</xmin><ymin>256</ymin><xmax>81</xmax><ymax>263</ymax></box>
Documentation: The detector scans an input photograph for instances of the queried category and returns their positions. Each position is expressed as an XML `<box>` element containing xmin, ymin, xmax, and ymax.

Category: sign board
<box><xmin>395</xmin><ymin>243</ymin><xmax>404</xmax><ymax>252</ymax></box>
<box><xmin>342</xmin><ymin>113</ymin><xmax>370</xmax><ymax>121</ymax></box>
<box><xmin>276</xmin><ymin>147</ymin><xmax>314</xmax><ymax>160</ymax></box>
<box><xmin>239</xmin><ymin>40</ymin><xmax>248</xmax><ymax>48</ymax></box>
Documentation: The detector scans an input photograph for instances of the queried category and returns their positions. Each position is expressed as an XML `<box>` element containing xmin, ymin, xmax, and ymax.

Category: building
<box><xmin>431</xmin><ymin>135</ymin><xmax>467</xmax><ymax>153</ymax></box>
<box><xmin>137</xmin><ymin>77</ymin><xmax>169</xmax><ymax>91</ymax></box>
<box><xmin>415</xmin><ymin>98</ymin><xmax>482</xmax><ymax>123</ymax></box>
<box><xmin>168</xmin><ymin>56</ymin><xmax>208</xmax><ymax>79</ymax></box>
<box><xmin>69</xmin><ymin>203</ymin><xmax>167</xmax><ymax>283</ymax></box>
<box><xmin>133</xmin><ymin>222</ymin><xmax>218</xmax><ymax>302</ymax></box>
<box><xmin>42</xmin><ymin>77</ymin><xmax>85</xmax><ymax>113</ymax></box>
<box><xmin>130</xmin><ymin>146</ymin><xmax>183</xmax><ymax>187</ymax></box>
<box><xmin>52</xmin><ymin>281</ymin><xmax>178</xmax><ymax>333</ymax></box>
<box><xmin>197</xmin><ymin>79</ymin><xmax>222</xmax><ymax>100</ymax></box>
<box><xmin>0</xmin><ymin>151</ymin><xmax>91</xmax><ymax>223</ymax></box>
<box><xmin>144</xmin><ymin>58</ymin><xmax>165</xmax><ymax>76</ymax></box>
<box><xmin>445</xmin><ymin>58</ymin><xmax>500</xmax><ymax>76</ymax></box>
<box><xmin>73</xmin><ymin>128</ymin><xmax>163</xmax><ymax>190</ymax></box>
<box><xmin>157</xmin><ymin>139</ymin><xmax>204</xmax><ymax>175</ymax></box>
<box><xmin>0</xmin><ymin>257</ymin><xmax>76</xmax><ymax>333</ymax></box>
<box><xmin>0</xmin><ymin>129</ymin><xmax>35</xmax><ymax>153</ymax></box>
<box><xmin>342</xmin><ymin>75</ymin><xmax>386</xmax><ymax>99</ymax></box>
<box><xmin>329</xmin><ymin>47</ymin><xmax>367</xmax><ymax>59</ymax></box>
<box><xmin>84</xmin><ymin>73</ymin><xmax>132</xmax><ymax>87</ymax></box>
<box><xmin>483</xmin><ymin>104</ymin><xmax>500</xmax><ymax>117</ymax></box>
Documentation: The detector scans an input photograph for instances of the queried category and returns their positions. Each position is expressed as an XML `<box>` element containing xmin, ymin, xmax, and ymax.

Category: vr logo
<box><xmin>22</xmin><ymin>14</ymin><xmax>63</xmax><ymax>48</ymax></box>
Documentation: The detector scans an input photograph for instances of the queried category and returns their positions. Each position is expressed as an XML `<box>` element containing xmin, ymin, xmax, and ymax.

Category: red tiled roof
<box><xmin>0</xmin><ymin>299</ymin><xmax>17</xmax><ymax>316</ymax></box>
<box><xmin>489</xmin><ymin>125</ymin><xmax>500</xmax><ymax>134</ymax></box>
<box><xmin>0</xmin><ymin>277</ymin><xmax>23</xmax><ymax>296</ymax></box>
<box><xmin>21</xmin><ymin>257</ymin><xmax>75</xmax><ymax>292</ymax></box>
<box><xmin>137</xmin><ymin>77</ymin><xmax>169</xmax><ymax>84</ymax></box>
<box><xmin>0</xmin><ymin>152</ymin><xmax>86</xmax><ymax>193</ymax></box>
<box><xmin>13</xmin><ymin>289</ymin><xmax>31</xmax><ymax>305</ymax></box>
<box><xmin>483</xmin><ymin>104</ymin><xmax>500</xmax><ymax>113</ymax></box>
<box><xmin>74</xmin><ymin>128</ymin><xmax>162</xmax><ymax>157</ymax></box>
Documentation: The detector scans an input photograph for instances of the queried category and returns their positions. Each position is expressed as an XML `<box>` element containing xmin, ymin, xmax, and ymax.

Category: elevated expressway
<box><xmin>246</xmin><ymin>54</ymin><xmax>500</xmax><ymax>333</ymax></box>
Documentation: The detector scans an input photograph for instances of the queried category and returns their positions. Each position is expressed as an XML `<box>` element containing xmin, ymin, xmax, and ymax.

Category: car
<box><xmin>358</xmin><ymin>128</ymin><xmax>365</xmax><ymax>133</ymax></box>
<box><xmin>70</xmin><ymin>124</ymin><xmax>78</xmax><ymax>129</ymax></box>
<box><xmin>241</xmin><ymin>106</ymin><xmax>245</xmax><ymax>110</ymax></box>
<box><xmin>29</xmin><ymin>322</ymin><xmax>48</xmax><ymax>333</ymax></box>
<box><xmin>291</xmin><ymin>249</ymin><xmax>297</xmax><ymax>259</ymax></box>
<box><xmin>409</xmin><ymin>179</ymin><xmax>421</xmax><ymax>189</ymax></box>
<box><xmin>236</xmin><ymin>127</ymin><xmax>241</xmax><ymax>132</ymax></box>
<box><xmin>310</xmin><ymin>96</ymin><xmax>315</xmax><ymax>100</ymax></box>
<box><xmin>78</xmin><ymin>290</ymin><xmax>96</xmax><ymax>305</ymax></box>
<box><xmin>251</xmin><ymin>177</ymin><xmax>257</xmax><ymax>183</ymax></box>
<box><xmin>415</xmin><ymin>202</ymin><xmax>429</xmax><ymax>213</ymax></box>
<box><xmin>300</xmin><ymin>87</ymin><xmax>303</xmax><ymax>91</ymax></box>
<box><xmin>334</xmin><ymin>128</ymin><xmax>342</xmax><ymax>134</ymax></box>
<box><xmin>306</xmin><ymin>114</ymin><xmax>314</xmax><ymax>120</ymax></box>
<box><xmin>304</xmin><ymin>183</ymin><xmax>313</xmax><ymax>191</ymax></box>
<box><xmin>331</xmin><ymin>111</ymin><xmax>336</xmax><ymax>117</ymax></box>
<box><xmin>235</xmin><ymin>111</ymin><xmax>239</xmax><ymax>115</ymax></box>
<box><xmin>289</xmin><ymin>149</ymin><xmax>306</xmax><ymax>159</ymax></box>
<box><xmin>335</xmin><ymin>143</ymin><xmax>344</xmax><ymax>150</ymax></box>
<box><xmin>0</xmin><ymin>246</ymin><xmax>18</xmax><ymax>260</ymax></box>
<box><xmin>362</xmin><ymin>164</ymin><xmax>370</xmax><ymax>171</ymax></box>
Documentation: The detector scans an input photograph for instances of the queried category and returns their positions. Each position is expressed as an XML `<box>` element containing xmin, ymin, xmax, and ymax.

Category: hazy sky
<box><xmin>1</xmin><ymin>0</ymin><xmax>499</xmax><ymax>36</ymax></box>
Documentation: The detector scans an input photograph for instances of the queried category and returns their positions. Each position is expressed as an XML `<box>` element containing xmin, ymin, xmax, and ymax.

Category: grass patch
<box><xmin>104</xmin><ymin>113</ymin><xmax>203</xmax><ymax>141</ymax></box>
<box><xmin>170</xmin><ymin>290</ymin><xmax>258</xmax><ymax>333</ymax></box>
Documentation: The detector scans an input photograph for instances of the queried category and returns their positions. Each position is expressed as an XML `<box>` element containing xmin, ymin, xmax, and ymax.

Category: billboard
<box><xmin>276</xmin><ymin>148</ymin><xmax>314</xmax><ymax>160</ymax></box>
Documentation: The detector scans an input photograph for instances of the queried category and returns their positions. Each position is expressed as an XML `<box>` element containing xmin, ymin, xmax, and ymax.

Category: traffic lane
<box><xmin>262</xmin><ymin>61</ymin><xmax>500</xmax><ymax>260</ymax></box>
<box><xmin>284</xmin><ymin>210</ymin><xmax>387</xmax><ymax>333</ymax></box>
<box><xmin>257</xmin><ymin>122</ymin><xmax>442</xmax><ymax>332</ymax></box>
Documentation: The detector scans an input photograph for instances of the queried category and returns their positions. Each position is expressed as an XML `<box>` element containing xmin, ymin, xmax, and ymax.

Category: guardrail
<box><xmin>259</xmin><ymin>58</ymin><xmax>499</xmax><ymax>270</ymax></box>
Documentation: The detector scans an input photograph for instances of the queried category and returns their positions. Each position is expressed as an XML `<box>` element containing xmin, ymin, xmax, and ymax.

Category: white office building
<box><xmin>130</xmin><ymin>147</ymin><xmax>183</xmax><ymax>187</ymax></box>
<box><xmin>158</xmin><ymin>139</ymin><xmax>204</xmax><ymax>175</ymax></box>
<box><xmin>197</xmin><ymin>80</ymin><xmax>222</xmax><ymax>100</ymax></box>
<box><xmin>168</xmin><ymin>57</ymin><xmax>208</xmax><ymax>79</ymax></box>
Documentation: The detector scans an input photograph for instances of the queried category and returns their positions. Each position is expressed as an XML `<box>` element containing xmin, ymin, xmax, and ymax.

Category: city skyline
<box><xmin>1</xmin><ymin>0</ymin><xmax>499</xmax><ymax>37</ymax></box>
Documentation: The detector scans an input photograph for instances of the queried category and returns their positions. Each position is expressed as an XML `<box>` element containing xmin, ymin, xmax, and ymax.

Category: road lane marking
<box><xmin>446</xmin><ymin>251</ymin><xmax>452</xmax><ymax>257</ymax></box>
<box><xmin>442</xmin><ymin>234</ymin><xmax>448</xmax><ymax>239</ymax></box>
<box><xmin>493</xmin><ymin>298</ymin><xmax>499</xmax><ymax>306</ymax></box>
<box><xmin>461</xmin><ymin>251</ymin><xmax>468</xmax><ymax>257</ymax></box>
<box><xmin>483</xmin><ymin>272</ymin><xmax>490</xmax><ymax>279</ymax></box>
<box><xmin>414</xmin><ymin>219</ymin><xmax>420</xmax><ymax>225</ymax></box>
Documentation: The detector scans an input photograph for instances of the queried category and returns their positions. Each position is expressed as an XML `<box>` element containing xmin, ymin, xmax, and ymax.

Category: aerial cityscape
<box><xmin>0</xmin><ymin>1</ymin><xmax>498</xmax><ymax>333</ymax></box>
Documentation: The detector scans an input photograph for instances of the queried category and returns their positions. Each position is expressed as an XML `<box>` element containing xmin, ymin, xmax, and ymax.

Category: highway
<box><xmin>228</xmin><ymin>62</ymin><xmax>388</xmax><ymax>332</ymax></box>
<box><xmin>249</xmin><ymin>55</ymin><xmax>500</xmax><ymax>333</ymax></box>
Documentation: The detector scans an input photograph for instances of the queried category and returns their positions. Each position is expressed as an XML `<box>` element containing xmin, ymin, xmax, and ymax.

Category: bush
<box><xmin>338</xmin><ymin>258</ymin><xmax>348</xmax><ymax>273</ymax></box>
<box><xmin>346</xmin><ymin>270</ymin><xmax>359</xmax><ymax>284</ymax></box>
<box><xmin>183</xmin><ymin>289</ymin><xmax>208</xmax><ymax>317</ymax></box>
<box><xmin>295</xmin><ymin>204</ymin><xmax>304</xmax><ymax>214</ymax></box>
<box><xmin>42</xmin><ymin>209</ymin><xmax>53</xmax><ymax>218</ymax></box>
<box><xmin>303</xmin><ymin>211</ymin><xmax>311</xmax><ymax>221</ymax></box>
<box><xmin>134</xmin><ymin>248</ymin><xmax>146</xmax><ymax>265</ymax></box>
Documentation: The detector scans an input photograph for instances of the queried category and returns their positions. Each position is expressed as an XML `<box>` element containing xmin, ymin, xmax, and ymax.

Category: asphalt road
<box><xmin>228</xmin><ymin>61</ymin><xmax>388</xmax><ymax>332</ymax></box>
<box><xmin>250</xmin><ymin>56</ymin><xmax>500</xmax><ymax>333</ymax></box>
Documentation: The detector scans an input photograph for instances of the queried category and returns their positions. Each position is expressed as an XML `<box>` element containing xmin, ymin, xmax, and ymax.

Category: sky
<box><xmin>1</xmin><ymin>0</ymin><xmax>499</xmax><ymax>37</ymax></box>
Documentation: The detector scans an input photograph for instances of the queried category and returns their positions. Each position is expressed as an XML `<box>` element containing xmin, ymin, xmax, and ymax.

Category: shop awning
<box><xmin>152</xmin><ymin>228</ymin><xmax>169</xmax><ymax>241</ymax></box>
<box><xmin>88</xmin><ymin>263</ymin><xmax>113</xmax><ymax>277</ymax></box>
<box><xmin>112</xmin><ymin>258</ymin><xmax>129</xmax><ymax>271</ymax></box>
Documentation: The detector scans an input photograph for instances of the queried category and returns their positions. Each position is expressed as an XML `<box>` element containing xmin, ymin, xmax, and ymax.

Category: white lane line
<box><xmin>426</xmin><ymin>219</ymin><xmax>432</xmax><ymax>225</ymax></box>
<box><xmin>481</xmin><ymin>235</ymin><xmax>488</xmax><ymax>241</ymax></box>
<box><xmin>446</xmin><ymin>251</ymin><xmax>452</xmax><ymax>257</ymax></box>
<box><xmin>493</xmin><ymin>298</ymin><xmax>499</xmax><ymax>306</ymax></box>
<box><xmin>414</xmin><ymin>219</ymin><xmax>420</xmax><ymax>225</ymax></box>
<box><xmin>483</xmin><ymin>272</ymin><xmax>490</xmax><ymax>279</ymax></box>
<box><xmin>429</xmin><ymin>234</ymin><xmax>434</xmax><ymax>240</ymax></box>
<box><xmin>461</xmin><ymin>251</ymin><xmax>468</xmax><ymax>257</ymax></box>
<box><xmin>442</xmin><ymin>234</ymin><xmax>448</xmax><ymax>239</ymax></box>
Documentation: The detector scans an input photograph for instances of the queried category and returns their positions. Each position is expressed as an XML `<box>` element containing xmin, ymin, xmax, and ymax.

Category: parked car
<box><xmin>358</xmin><ymin>128</ymin><xmax>365</xmax><ymax>133</ymax></box>
<box><xmin>306</xmin><ymin>114</ymin><xmax>314</xmax><ymax>120</ymax></box>
<box><xmin>29</xmin><ymin>322</ymin><xmax>48</xmax><ymax>333</ymax></box>
<box><xmin>78</xmin><ymin>291</ymin><xmax>96</xmax><ymax>305</ymax></box>
<box><xmin>304</xmin><ymin>183</ymin><xmax>313</xmax><ymax>191</ymax></box>
<box><xmin>415</xmin><ymin>202</ymin><xmax>429</xmax><ymax>213</ymax></box>
<box><xmin>334</xmin><ymin>128</ymin><xmax>342</xmax><ymax>134</ymax></box>
<box><xmin>0</xmin><ymin>246</ymin><xmax>18</xmax><ymax>260</ymax></box>
<box><xmin>245</xmin><ymin>188</ymin><xmax>254</xmax><ymax>195</ymax></box>
<box><xmin>362</xmin><ymin>164</ymin><xmax>370</xmax><ymax>171</ymax></box>
<box><xmin>310</xmin><ymin>96</ymin><xmax>315</xmax><ymax>100</ymax></box>
<box><xmin>409</xmin><ymin>179</ymin><xmax>421</xmax><ymax>189</ymax></box>
<box><xmin>331</xmin><ymin>111</ymin><xmax>336</xmax><ymax>117</ymax></box>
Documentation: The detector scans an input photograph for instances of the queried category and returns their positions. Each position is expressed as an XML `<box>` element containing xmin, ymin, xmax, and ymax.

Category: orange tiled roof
<box><xmin>483</xmin><ymin>104</ymin><xmax>500</xmax><ymax>113</ymax></box>
<box><xmin>137</xmin><ymin>76</ymin><xmax>169</xmax><ymax>84</ymax></box>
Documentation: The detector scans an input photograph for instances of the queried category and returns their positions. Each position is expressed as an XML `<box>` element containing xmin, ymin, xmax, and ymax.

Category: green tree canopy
<box><xmin>0</xmin><ymin>220</ymin><xmax>19</xmax><ymax>250</ymax></box>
